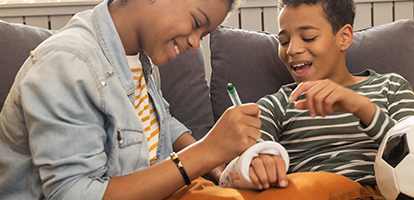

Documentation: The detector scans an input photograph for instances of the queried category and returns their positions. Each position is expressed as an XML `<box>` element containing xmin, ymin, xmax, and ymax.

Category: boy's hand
<box><xmin>289</xmin><ymin>79</ymin><xmax>376</xmax><ymax>126</ymax></box>
<box><xmin>249</xmin><ymin>154</ymin><xmax>288</xmax><ymax>190</ymax></box>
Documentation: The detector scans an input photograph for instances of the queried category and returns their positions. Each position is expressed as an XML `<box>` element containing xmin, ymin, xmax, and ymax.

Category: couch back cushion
<box><xmin>0</xmin><ymin>20</ymin><xmax>54</xmax><ymax>108</ymax></box>
<box><xmin>159</xmin><ymin>47</ymin><xmax>214</xmax><ymax>140</ymax></box>
<box><xmin>209</xmin><ymin>27</ymin><xmax>292</xmax><ymax>122</ymax></box>
<box><xmin>346</xmin><ymin>19</ymin><xmax>414</xmax><ymax>77</ymax></box>
<box><xmin>209</xmin><ymin>19</ymin><xmax>414</xmax><ymax>122</ymax></box>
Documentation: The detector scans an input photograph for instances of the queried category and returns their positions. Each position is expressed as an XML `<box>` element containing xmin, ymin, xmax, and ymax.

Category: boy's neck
<box><xmin>335</xmin><ymin>67</ymin><xmax>368</xmax><ymax>86</ymax></box>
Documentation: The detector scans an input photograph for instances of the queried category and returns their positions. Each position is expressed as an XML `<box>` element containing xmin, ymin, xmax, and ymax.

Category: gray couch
<box><xmin>1</xmin><ymin>19</ymin><xmax>414</xmax><ymax>141</ymax></box>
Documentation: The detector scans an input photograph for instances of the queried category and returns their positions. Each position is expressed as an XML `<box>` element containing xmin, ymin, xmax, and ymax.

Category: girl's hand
<box><xmin>200</xmin><ymin>103</ymin><xmax>262</xmax><ymax>166</ymax></box>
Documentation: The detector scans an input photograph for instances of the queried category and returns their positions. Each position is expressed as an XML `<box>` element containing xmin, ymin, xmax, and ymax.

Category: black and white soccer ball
<box><xmin>375</xmin><ymin>116</ymin><xmax>414</xmax><ymax>200</ymax></box>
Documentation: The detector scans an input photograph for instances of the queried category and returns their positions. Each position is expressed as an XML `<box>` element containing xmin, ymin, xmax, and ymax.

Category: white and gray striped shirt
<box><xmin>258</xmin><ymin>69</ymin><xmax>414</xmax><ymax>185</ymax></box>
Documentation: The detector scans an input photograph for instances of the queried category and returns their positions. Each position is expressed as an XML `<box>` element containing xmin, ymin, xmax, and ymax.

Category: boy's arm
<box><xmin>289</xmin><ymin>77</ymin><xmax>414</xmax><ymax>144</ymax></box>
<box><xmin>361</xmin><ymin>76</ymin><xmax>414</xmax><ymax>143</ymax></box>
<box><xmin>289</xmin><ymin>79</ymin><xmax>376</xmax><ymax>127</ymax></box>
<box><xmin>247</xmin><ymin>91</ymin><xmax>289</xmax><ymax>190</ymax></box>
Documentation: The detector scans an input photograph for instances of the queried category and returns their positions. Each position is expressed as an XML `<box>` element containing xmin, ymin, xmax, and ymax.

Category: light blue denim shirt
<box><xmin>0</xmin><ymin>0</ymin><xmax>189</xmax><ymax>199</ymax></box>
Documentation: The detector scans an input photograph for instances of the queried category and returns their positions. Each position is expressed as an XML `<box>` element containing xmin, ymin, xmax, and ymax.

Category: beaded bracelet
<box><xmin>170</xmin><ymin>152</ymin><xmax>191</xmax><ymax>185</ymax></box>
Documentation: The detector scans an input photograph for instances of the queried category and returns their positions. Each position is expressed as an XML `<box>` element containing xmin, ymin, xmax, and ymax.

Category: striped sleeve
<box><xmin>257</xmin><ymin>84</ymin><xmax>295</xmax><ymax>142</ymax></box>
<box><xmin>361</xmin><ymin>73</ymin><xmax>414</xmax><ymax>144</ymax></box>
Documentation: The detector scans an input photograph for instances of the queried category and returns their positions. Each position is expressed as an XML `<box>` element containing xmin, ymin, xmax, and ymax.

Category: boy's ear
<box><xmin>338</xmin><ymin>24</ymin><xmax>353</xmax><ymax>51</ymax></box>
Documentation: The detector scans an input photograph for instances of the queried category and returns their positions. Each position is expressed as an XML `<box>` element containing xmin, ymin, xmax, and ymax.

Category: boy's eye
<box><xmin>279</xmin><ymin>40</ymin><xmax>289</xmax><ymax>46</ymax></box>
<box><xmin>303</xmin><ymin>37</ymin><xmax>316</xmax><ymax>42</ymax></box>
<box><xmin>277</xmin><ymin>35</ymin><xmax>289</xmax><ymax>46</ymax></box>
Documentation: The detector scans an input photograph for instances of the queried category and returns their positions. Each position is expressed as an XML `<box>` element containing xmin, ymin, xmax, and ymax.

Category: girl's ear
<box><xmin>338</xmin><ymin>24</ymin><xmax>353</xmax><ymax>52</ymax></box>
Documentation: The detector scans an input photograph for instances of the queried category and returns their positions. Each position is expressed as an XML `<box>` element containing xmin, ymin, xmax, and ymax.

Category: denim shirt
<box><xmin>0</xmin><ymin>0</ymin><xmax>189</xmax><ymax>199</ymax></box>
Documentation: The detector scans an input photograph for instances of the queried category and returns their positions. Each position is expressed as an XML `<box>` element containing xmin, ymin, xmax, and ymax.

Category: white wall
<box><xmin>1</xmin><ymin>0</ymin><xmax>413</xmax><ymax>82</ymax></box>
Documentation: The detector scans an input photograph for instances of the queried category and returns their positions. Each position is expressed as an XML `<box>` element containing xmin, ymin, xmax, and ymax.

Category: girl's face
<box><xmin>139</xmin><ymin>0</ymin><xmax>229</xmax><ymax>66</ymax></box>
<box><xmin>277</xmin><ymin>4</ymin><xmax>347</xmax><ymax>84</ymax></box>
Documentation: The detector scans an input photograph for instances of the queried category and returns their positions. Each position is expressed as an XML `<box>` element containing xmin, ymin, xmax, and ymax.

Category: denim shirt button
<box><xmin>107</xmin><ymin>70</ymin><xmax>114</xmax><ymax>76</ymax></box>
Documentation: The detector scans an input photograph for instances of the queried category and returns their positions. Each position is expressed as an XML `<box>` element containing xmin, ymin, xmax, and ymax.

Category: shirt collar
<box><xmin>92</xmin><ymin>0</ymin><xmax>136</xmax><ymax>94</ymax></box>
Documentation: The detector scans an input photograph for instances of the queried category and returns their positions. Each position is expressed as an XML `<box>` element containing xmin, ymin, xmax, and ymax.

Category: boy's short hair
<box><xmin>278</xmin><ymin>0</ymin><xmax>356</xmax><ymax>34</ymax></box>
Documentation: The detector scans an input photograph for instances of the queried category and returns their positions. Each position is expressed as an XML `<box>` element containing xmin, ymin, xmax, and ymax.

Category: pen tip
<box><xmin>227</xmin><ymin>83</ymin><xmax>234</xmax><ymax>91</ymax></box>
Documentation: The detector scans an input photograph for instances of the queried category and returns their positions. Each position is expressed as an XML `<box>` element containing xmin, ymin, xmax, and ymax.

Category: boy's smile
<box><xmin>277</xmin><ymin>3</ymin><xmax>353</xmax><ymax>85</ymax></box>
<box><xmin>291</xmin><ymin>61</ymin><xmax>312</xmax><ymax>77</ymax></box>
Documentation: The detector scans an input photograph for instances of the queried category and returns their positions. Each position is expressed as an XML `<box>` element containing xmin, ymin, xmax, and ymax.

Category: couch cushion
<box><xmin>209</xmin><ymin>19</ymin><xmax>414</xmax><ymax>122</ymax></box>
<box><xmin>0</xmin><ymin>20</ymin><xmax>54</xmax><ymax>108</ymax></box>
<box><xmin>167</xmin><ymin>172</ymin><xmax>372</xmax><ymax>200</ymax></box>
<box><xmin>159</xmin><ymin>47</ymin><xmax>214</xmax><ymax>140</ymax></box>
<box><xmin>346</xmin><ymin>19</ymin><xmax>414</xmax><ymax>82</ymax></box>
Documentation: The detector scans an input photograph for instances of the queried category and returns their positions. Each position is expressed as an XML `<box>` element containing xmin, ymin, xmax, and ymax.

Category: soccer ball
<box><xmin>375</xmin><ymin>116</ymin><xmax>414</xmax><ymax>200</ymax></box>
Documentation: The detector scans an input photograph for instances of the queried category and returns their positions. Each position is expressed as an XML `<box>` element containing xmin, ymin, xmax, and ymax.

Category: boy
<box><xmin>257</xmin><ymin>0</ymin><xmax>414</xmax><ymax>197</ymax></box>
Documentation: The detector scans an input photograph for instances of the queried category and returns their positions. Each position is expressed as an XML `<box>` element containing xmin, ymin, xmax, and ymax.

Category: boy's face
<box><xmin>277</xmin><ymin>4</ymin><xmax>346</xmax><ymax>84</ymax></box>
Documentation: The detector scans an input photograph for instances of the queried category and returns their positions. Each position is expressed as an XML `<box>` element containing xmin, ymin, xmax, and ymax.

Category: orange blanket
<box><xmin>167</xmin><ymin>172</ymin><xmax>372</xmax><ymax>200</ymax></box>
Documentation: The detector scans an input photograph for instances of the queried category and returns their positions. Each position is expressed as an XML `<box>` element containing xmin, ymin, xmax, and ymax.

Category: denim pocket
<box><xmin>107</xmin><ymin>128</ymin><xmax>149</xmax><ymax>176</ymax></box>
<box><xmin>118</xmin><ymin>129</ymin><xmax>144</xmax><ymax>148</ymax></box>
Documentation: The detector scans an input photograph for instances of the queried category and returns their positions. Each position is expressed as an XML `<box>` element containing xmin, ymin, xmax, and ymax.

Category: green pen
<box><xmin>227</xmin><ymin>83</ymin><xmax>264</xmax><ymax>143</ymax></box>
<box><xmin>227</xmin><ymin>83</ymin><xmax>242</xmax><ymax>106</ymax></box>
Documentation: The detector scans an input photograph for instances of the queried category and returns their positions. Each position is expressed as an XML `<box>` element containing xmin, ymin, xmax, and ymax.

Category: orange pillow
<box><xmin>167</xmin><ymin>172</ymin><xmax>372</xmax><ymax>200</ymax></box>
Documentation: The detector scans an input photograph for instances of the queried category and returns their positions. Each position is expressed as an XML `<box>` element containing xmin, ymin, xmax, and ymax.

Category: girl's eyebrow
<box><xmin>197</xmin><ymin>8</ymin><xmax>210</xmax><ymax>25</ymax></box>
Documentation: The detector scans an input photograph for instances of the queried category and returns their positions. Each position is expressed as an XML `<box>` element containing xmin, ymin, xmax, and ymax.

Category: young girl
<box><xmin>0</xmin><ymin>0</ymin><xmax>283</xmax><ymax>199</ymax></box>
